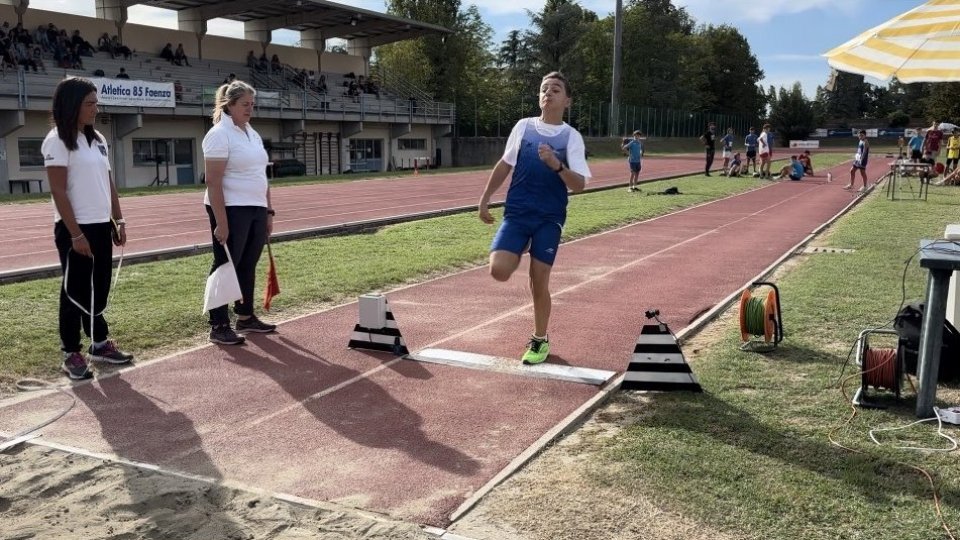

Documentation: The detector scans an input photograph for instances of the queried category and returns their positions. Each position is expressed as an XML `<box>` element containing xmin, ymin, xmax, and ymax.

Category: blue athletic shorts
<box><xmin>490</xmin><ymin>217</ymin><xmax>563</xmax><ymax>266</ymax></box>
<box><xmin>629</xmin><ymin>161</ymin><xmax>642</xmax><ymax>173</ymax></box>
<box><xmin>789</xmin><ymin>174</ymin><xmax>802</xmax><ymax>181</ymax></box>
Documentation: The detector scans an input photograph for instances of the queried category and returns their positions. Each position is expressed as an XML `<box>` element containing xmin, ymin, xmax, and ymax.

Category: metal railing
<box><xmin>0</xmin><ymin>67</ymin><xmax>456</xmax><ymax>123</ymax></box>
<box><xmin>372</xmin><ymin>65</ymin><xmax>434</xmax><ymax>104</ymax></box>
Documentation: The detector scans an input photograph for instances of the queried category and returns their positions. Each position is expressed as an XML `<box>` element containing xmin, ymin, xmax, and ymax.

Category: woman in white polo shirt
<box><xmin>203</xmin><ymin>79</ymin><xmax>276</xmax><ymax>345</ymax></box>
<box><xmin>43</xmin><ymin>76</ymin><xmax>133</xmax><ymax>380</ymax></box>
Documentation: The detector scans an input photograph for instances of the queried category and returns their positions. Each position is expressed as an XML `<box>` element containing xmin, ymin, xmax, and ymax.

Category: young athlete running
<box><xmin>477</xmin><ymin>72</ymin><xmax>591</xmax><ymax>364</ymax></box>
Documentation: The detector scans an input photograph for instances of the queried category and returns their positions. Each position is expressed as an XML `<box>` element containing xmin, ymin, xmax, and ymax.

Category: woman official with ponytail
<box><xmin>44</xmin><ymin>76</ymin><xmax>133</xmax><ymax>380</ymax></box>
<box><xmin>203</xmin><ymin>79</ymin><xmax>276</xmax><ymax>345</ymax></box>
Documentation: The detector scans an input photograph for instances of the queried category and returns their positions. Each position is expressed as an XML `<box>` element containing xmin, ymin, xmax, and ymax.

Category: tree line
<box><xmin>374</xmin><ymin>0</ymin><xmax>958</xmax><ymax>142</ymax></box>
<box><xmin>374</xmin><ymin>0</ymin><xmax>765</xmax><ymax>137</ymax></box>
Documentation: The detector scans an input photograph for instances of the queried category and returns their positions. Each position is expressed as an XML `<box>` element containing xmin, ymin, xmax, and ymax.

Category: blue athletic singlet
<box><xmin>504</xmin><ymin>121</ymin><xmax>571</xmax><ymax>226</ymax></box>
<box><xmin>854</xmin><ymin>140</ymin><xmax>869</xmax><ymax>168</ymax></box>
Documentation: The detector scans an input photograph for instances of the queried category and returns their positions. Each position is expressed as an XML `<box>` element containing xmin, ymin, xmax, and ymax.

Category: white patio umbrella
<box><xmin>824</xmin><ymin>0</ymin><xmax>960</xmax><ymax>83</ymax></box>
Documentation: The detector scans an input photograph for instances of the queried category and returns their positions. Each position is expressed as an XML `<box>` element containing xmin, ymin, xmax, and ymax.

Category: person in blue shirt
<box><xmin>744</xmin><ymin>127</ymin><xmax>758</xmax><ymax>176</ymax></box>
<box><xmin>726</xmin><ymin>152</ymin><xmax>743</xmax><ymax>177</ymax></box>
<box><xmin>621</xmin><ymin>130</ymin><xmax>644</xmax><ymax>192</ymax></box>
<box><xmin>775</xmin><ymin>155</ymin><xmax>805</xmax><ymax>181</ymax></box>
<box><xmin>908</xmin><ymin>129</ymin><xmax>925</xmax><ymax>163</ymax></box>
<box><xmin>719</xmin><ymin>127</ymin><xmax>735</xmax><ymax>176</ymax></box>
<box><xmin>845</xmin><ymin>129</ymin><xmax>870</xmax><ymax>192</ymax></box>
<box><xmin>478</xmin><ymin>72</ymin><xmax>591</xmax><ymax>365</ymax></box>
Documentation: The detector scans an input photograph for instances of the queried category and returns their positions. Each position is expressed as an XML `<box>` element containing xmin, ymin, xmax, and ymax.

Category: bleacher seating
<box><xmin>0</xmin><ymin>19</ymin><xmax>446</xmax><ymax>120</ymax></box>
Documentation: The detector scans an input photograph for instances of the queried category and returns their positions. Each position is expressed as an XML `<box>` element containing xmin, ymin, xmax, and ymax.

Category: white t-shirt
<box><xmin>758</xmin><ymin>132</ymin><xmax>770</xmax><ymax>155</ymax></box>
<box><xmin>42</xmin><ymin>128</ymin><xmax>112</xmax><ymax>224</ymax></box>
<box><xmin>202</xmin><ymin>114</ymin><xmax>270</xmax><ymax>207</ymax></box>
<box><xmin>501</xmin><ymin>118</ymin><xmax>591</xmax><ymax>182</ymax></box>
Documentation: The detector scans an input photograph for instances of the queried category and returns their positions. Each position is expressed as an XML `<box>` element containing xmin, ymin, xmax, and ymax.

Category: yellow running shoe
<box><xmin>521</xmin><ymin>336</ymin><xmax>550</xmax><ymax>365</ymax></box>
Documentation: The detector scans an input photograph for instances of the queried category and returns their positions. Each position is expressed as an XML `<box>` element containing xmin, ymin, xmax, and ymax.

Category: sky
<box><xmin>26</xmin><ymin>0</ymin><xmax>925</xmax><ymax>96</ymax></box>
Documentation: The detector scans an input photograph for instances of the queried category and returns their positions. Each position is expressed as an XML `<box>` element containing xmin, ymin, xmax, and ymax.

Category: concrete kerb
<box><xmin>0</xmin><ymin>167</ymin><xmax>705</xmax><ymax>285</ymax></box>
<box><xmin>446</xmin><ymin>169</ymin><xmax>875</xmax><ymax>525</ymax></box>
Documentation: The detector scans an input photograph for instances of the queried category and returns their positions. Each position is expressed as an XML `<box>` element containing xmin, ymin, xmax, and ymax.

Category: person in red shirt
<box><xmin>923</xmin><ymin>120</ymin><xmax>944</xmax><ymax>165</ymax></box>
<box><xmin>798</xmin><ymin>150</ymin><xmax>814</xmax><ymax>175</ymax></box>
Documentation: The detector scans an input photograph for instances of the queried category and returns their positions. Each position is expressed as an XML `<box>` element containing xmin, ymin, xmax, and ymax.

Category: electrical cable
<box><xmin>869</xmin><ymin>408</ymin><xmax>958</xmax><ymax>452</ymax></box>
<box><xmin>830</xmin><ymin>368</ymin><xmax>956</xmax><ymax>540</ymax></box>
<box><xmin>743</xmin><ymin>295</ymin><xmax>768</xmax><ymax>337</ymax></box>
<box><xmin>862</xmin><ymin>347</ymin><xmax>898</xmax><ymax>391</ymax></box>
<box><xmin>826</xmin><ymin>240</ymin><xmax>960</xmax><ymax>539</ymax></box>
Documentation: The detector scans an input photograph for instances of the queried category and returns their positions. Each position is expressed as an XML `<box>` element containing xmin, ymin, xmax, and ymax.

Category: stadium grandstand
<box><xmin>0</xmin><ymin>0</ymin><xmax>454</xmax><ymax>193</ymax></box>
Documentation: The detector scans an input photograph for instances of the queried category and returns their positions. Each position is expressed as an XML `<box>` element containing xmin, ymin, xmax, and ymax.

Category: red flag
<box><xmin>263</xmin><ymin>242</ymin><xmax>280</xmax><ymax>311</ymax></box>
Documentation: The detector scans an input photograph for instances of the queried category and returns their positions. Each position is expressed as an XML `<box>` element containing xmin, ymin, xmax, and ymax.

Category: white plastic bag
<box><xmin>202</xmin><ymin>246</ymin><xmax>243</xmax><ymax>313</ymax></box>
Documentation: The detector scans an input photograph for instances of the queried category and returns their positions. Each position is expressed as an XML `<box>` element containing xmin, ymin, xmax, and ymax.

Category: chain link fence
<box><xmin>454</xmin><ymin>97</ymin><xmax>757</xmax><ymax>139</ymax></box>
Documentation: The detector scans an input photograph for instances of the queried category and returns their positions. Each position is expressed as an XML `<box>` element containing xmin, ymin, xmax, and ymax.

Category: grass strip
<box><xmin>0</xmin><ymin>153</ymin><xmax>851</xmax><ymax>386</ymax></box>
<box><xmin>587</xmin><ymin>182</ymin><xmax>960</xmax><ymax>539</ymax></box>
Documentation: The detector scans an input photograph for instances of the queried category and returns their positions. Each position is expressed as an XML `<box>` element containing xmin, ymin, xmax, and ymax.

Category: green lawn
<box><xmin>585</xmin><ymin>182</ymin><xmax>960</xmax><ymax>539</ymax></box>
<box><xmin>0</xmin><ymin>152</ymin><xmax>851</xmax><ymax>387</ymax></box>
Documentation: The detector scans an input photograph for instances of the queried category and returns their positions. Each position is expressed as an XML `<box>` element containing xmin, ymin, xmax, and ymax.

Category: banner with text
<box><xmin>92</xmin><ymin>78</ymin><xmax>175</xmax><ymax>108</ymax></box>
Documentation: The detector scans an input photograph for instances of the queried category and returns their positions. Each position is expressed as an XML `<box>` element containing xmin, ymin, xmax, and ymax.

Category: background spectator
<box><xmin>160</xmin><ymin>42</ymin><xmax>174</xmax><ymax>63</ymax></box>
<box><xmin>111</xmin><ymin>36</ymin><xmax>131</xmax><ymax>60</ymax></box>
<box><xmin>173</xmin><ymin>43</ymin><xmax>190</xmax><ymax>66</ymax></box>
<box><xmin>97</xmin><ymin>32</ymin><xmax>114</xmax><ymax>58</ymax></box>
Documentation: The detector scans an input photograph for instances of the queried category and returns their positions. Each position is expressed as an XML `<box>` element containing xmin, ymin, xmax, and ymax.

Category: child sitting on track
<box><xmin>726</xmin><ymin>152</ymin><xmax>743</xmax><ymax>177</ymax></box>
<box><xmin>775</xmin><ymin>155</ymin><xmax>805</xmax><ymax>181</ymax></box>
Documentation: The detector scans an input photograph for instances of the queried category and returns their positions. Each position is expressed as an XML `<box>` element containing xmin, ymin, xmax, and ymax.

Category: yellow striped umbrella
<box><xmin>824</xmin><ymin>0</ymin><xmax>960</xmax><ymax>82</ymax></box>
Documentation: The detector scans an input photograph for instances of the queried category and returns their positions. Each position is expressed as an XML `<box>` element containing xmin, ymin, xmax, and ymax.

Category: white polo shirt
<box><xmin>202</xmin><ymin>114</ymin><xmax>270</xmax><ymax>207</ymax></box>
<box><xmin>41</xmin><ymin>128</ymin><xmax>112</xmax><ymax>224</ymax></box>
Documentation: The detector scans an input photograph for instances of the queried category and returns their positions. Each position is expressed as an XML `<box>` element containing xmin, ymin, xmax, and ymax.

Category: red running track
<box><xmin>0</xmin><ymin>156</ymin><xmax>705</xmax><ymax>275</ymax></box>
<box><xmin>0</xmin><ymin>159</ymin><xmax>888</xmax><ymax>529</ymax></box>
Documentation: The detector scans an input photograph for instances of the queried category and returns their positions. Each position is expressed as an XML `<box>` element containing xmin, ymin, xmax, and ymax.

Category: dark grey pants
<box><xmin>206</xmin><ymin>205</ymin><xmax>268</xmax><ymax>327</ymax></box>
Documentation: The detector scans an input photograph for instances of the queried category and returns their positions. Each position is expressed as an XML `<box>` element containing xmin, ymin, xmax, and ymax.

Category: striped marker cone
<box><xmin>347</xmin><ymin>299</ymin><xmax>409</xmax><ymax>356</ymax></box>
<box><xmin>622</xmin><ymin>323</ymin><xmax>702</xmax><ymax>392</ymax></box>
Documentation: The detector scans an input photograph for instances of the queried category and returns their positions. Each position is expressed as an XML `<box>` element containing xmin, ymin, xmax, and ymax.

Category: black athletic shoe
<box><xmin>210</xmin><ymin>324</ymin><xmax>245</xmax><ymax>345</ymax></box>
<box><xmin>88</xmin><ymin>340</ymin><xmax>134</xmax><ymax>364</ymax></box>
<box><xmin>236</xmin><ymin>315</ymin><xmax>277</xmax><ymax>334</ymax></box>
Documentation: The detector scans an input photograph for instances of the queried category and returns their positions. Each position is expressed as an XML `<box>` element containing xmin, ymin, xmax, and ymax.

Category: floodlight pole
<box><xmin>609</xmin><ymin>0</ymin><xmax>623</xmax><ymax>137</ymax></box>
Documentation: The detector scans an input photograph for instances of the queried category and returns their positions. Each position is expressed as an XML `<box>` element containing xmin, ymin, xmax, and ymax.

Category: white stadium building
<box><xmin>0</xmin><ymin>0</ymin><xmax>454</xmax><ymax>193</ymax></box>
